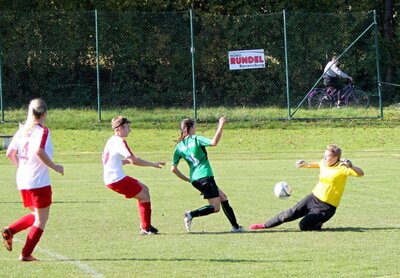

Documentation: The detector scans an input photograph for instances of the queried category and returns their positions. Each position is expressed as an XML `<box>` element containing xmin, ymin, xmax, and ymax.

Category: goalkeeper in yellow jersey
<box><xmin>250</xmin><ymin>144</ymin><xmax>364</xmax><ymax>231</ymax></box>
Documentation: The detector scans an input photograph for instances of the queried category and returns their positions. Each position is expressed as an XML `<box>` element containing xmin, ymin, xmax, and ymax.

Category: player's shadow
<box><xmin>320</xmin><ymin>226</ymin><xmax>400</xmax><ymax>232</ymax></box>
<box><xmin>0</xmin><ymin>200</ymin><xmax>104</xmax><ymax>204</ymax></box>
<box><xmin>245</xmin><ymin>226</ymin><xmax>400</xmax><ymax>233</ymax></box>
<box><xmin>60</xmin><ymin>257</ymin><xmax>312</xmax><ymax>264</ymax></box>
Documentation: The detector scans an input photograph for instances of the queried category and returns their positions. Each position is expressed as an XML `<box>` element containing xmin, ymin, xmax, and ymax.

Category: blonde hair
<box><xmin>20</xmin><ymin>98</ymin><xmax>47</xmax><ymax>136</ymax></box>
<box><xmin>326</xmin><ymin>144</ymin><xmax>342</xmax><ymax>159</ymax></box>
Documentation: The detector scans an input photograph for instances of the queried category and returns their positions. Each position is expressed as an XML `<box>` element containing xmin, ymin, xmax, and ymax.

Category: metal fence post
<box><xmin>95</xmin><ymin>9</ymin><xmax>102</xmax><ymax>122</ymax></box>
<box><xmin>189</xmin><ymin>9</ymin><xmax>197</xmax><ymax>120</ymax></box>
<box><xmin>0</xmin><ymin>48</ymin><xmax>3</xmax><ymax>123</ymax></box>
<box><xmin>373</xmin><ymin>10</ymin><xmax>383</xmax><ymax>118</ymax></box>
<box><xmin>283</xmin><ymin>10</ymin><xmax>291</xmax><ymax>120</ymax></box>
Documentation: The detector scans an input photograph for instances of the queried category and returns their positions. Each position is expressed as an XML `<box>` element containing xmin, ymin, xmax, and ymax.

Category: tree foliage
<box><xmin>0</xmin><ymin>0</ymin><xmax>397</xmax><ymax>107</ymax></box>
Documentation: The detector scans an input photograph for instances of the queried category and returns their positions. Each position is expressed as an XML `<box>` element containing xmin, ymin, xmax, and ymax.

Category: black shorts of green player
<box><xmin>265</xmin><ymin>194</ymin><xmax>336</xmax><ymax>231</ymax></box>
<box><xmin>191</xmin><ymin>176</ymin><xmax>220</xmax><ymax>199</ymax></box>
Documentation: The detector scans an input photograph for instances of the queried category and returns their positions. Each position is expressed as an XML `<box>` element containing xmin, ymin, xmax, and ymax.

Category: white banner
<box><xmin>228</xmin><ymin>49</ymin><xmax>265</xmax><ymax>70</ymax></box>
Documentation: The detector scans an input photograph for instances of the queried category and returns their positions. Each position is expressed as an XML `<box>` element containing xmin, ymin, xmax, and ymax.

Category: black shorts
<box><xmin>323</xmin><ymin>76</ymin><xmax>344</xmax><ymax>91</ymax></box>
<box><xmin>191</xmin><ymin>176</ymin><xmax>220</xmax><ymax>199</ymax></box>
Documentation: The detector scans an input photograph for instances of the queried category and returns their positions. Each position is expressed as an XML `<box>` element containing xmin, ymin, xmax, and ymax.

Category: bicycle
<box><xmin>308</xmin><ymin>83</ymin><xmax>369</xmax><ymax>109</ymax></box>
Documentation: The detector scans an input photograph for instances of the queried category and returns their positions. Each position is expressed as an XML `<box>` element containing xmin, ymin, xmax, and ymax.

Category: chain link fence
<box><xmin>0</xmin><ymin>10</ymin><xmax>382</xmax><ymax>121</ymax></box>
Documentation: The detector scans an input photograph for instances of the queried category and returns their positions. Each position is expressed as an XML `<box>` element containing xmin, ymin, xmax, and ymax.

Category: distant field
<box><xmin>0</xmin><ymin>108</ymin><xmax>399</xmax><ymax>277</ymax></box>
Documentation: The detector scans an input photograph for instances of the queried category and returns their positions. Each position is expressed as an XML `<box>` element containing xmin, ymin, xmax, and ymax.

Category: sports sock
<box><xmin>191</xmin><ymin>205</ymin><xmax>215</xmax><ymax>218</ymax></box>
<box><xmin>221</xmin><ymin>200</ymin><xmax>239</xmax><ymax>229</ymax></box>
<box><xmin>8</xmin><ymin>213</ymin><xmax>35</xmax><ymax>235</ymax></box>
<box><xmin>21</xmin><ymin>226</ymin><xmax>43</xmax><ymax>257</ymax></box>
<box><xmin>138</xmin><ymin>201</ymin><xmax>151</xmax><ymax>230</ymax></box>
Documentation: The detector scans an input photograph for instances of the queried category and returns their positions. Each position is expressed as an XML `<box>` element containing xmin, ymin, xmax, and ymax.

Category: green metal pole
<box><xmin>189</xmin><ymin>9</ymin><xmax>197</xmax><ymax>120</ymax></box>
<box><xmin>95</xmin><ymin>9</ymin><xmax>102</xmax><ymax>122</ymax></box>
<box><xmin>0</xmin><ymin>49</ymin><xmax>3</xmax><ymax>123</ymax></box>
<box><xmin>373</xmin><ymin>10</ymin><xmax>383</xmax><ymax>118</ymax></box>
<box><xmin>283</xmin><ymin>10</ymin><xmax>291</xmax><ymax>120</ymax></box>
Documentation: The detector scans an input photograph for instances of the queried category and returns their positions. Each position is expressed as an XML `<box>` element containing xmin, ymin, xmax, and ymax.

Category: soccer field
<box><xmin>0</xmin><ymin>125</ymin><xmax>399</xmax><ymax>277</ymax></box>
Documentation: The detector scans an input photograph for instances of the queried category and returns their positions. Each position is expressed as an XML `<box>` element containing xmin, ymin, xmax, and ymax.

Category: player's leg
<box><xmin>250</xmin><ymin>194</ymin><xmax>313</xmax><ymax>230</ymax></box>
<box><xmin>2</xmin><ymin>210</ymin><xmax>35</xmax><ymax>252</ymax></box>
<box><xmin>133</xmin><ymin>181</ymin><xmax>157</xmax><ymax>234</ymax></box>
<box><xmin>20</xmin><ymin>186</ymin><xmax>52</xmax><ymax>261</ymax></box>
<box><xmin>183</xmin><ymin>177</ymin><xmax>219</xmax><ymax>232</ymax></box>
<box><xmin>20</xmin><ymin>206</ymin><xmax>50</xmax><ymax>261</ymax></box>
<box><xmin>2</xmin><ymin>190</ymin><xmax>37</xmax><ymax>252</ymax></box>
<box><xmin>299</xmin><ymin>197</ymin><xmax>336</xmax><ymax>231</ymax></box>
<box><xmin>218</xmin><ymin>189</ymin><xmax>243</xmax><ymax>232</ymax></box>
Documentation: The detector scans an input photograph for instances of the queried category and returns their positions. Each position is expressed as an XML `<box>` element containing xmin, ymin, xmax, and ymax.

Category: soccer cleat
<box><xmin>249</xmin><ymin>223</ymin><xmax>266</xmax><ymax>230</ymax></box>
<box><xmin>183</xmin><ymin>211</ymin><xmax>192</xmax><ymax>232</ymax></box>
<box><xmin>1</xmin><ymin>227</ymin><xmax>13</xmax><ymax>251</ymax></box>
<box><xmin>231</xmin><ymin>226</ymin><xmax>245</xmax><ymax>233</ymax></box>
<box><xmin>19</xmin><ymin>254</ymin><xmax>39</xmax><ymax>262</ymax></box>
<box><xmin>139</xmin><ymin>225</ymin><xmax>159</xmax><ymax>235</ymax></box>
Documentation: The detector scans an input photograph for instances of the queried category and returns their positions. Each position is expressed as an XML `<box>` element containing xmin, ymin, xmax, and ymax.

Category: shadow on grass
<box><xmin>244</xmin><ymin>226</ymin><xmax>400</xmax><ymax>233</ymax></box>
<box><xmin>0</xmin><ymin>200</ymin><xmax>104</xmax><ymax>204</ymax></box>
<box><xmin>148</xmin><ymin>226</ymin><xmax>400</xmax><ymax>236</ymax></box>
<box><xmin>53</xmin><ymin>257</ymin><xmax>311</xmax><ymax>263</ymax></box>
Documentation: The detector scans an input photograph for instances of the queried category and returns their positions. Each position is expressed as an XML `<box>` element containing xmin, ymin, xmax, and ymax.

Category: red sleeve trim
<box><xmin>40</xmin><ymin>127</ymin><xmax>49</xmax><ymax>149</ymax></box>
<box><xmin>123</xmin><ymin>140</ymin><xmax>134</xmax><ymax>157</ymax></box>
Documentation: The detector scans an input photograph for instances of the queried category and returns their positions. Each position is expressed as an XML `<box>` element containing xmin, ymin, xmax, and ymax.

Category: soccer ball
<box><xmin>274</xmin><ymin>181</ymin><xmax>292</xmax><ymax>199</ymax></box>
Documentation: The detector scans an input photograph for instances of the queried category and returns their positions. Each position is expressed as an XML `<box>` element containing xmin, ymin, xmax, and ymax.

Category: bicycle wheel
<box><xmin>308</xmin><ymin>89</ymin><xmax>333</xmax><ymax>109</ymax></box>
<box><xmin>346</xmin><ymin>90</ymin><xmax>369</xmax><ymax>108</ymax></box>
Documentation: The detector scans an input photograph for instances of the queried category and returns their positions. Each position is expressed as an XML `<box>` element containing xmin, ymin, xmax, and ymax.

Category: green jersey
<box><xmin>172</xmin><ymin>135</ymin><xmax>213</xmax><ymax>181</ymax></box>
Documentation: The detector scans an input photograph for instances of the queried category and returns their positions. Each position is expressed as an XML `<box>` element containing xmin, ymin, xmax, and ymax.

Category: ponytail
<box><xmin>176</xmin><ymin>118</ymin><xmax>195</xmax><ymax>143</ymax></box>
<box><xmin>20</xmin><ymin>98</ymin><xmax>47</xmax><ymax>136</ymax></box>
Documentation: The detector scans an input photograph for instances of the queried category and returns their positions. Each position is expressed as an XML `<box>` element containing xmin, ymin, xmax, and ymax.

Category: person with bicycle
<box><xmin>323</xmin><ymin>56</ymin><xmax>353</xmax><ymax>107</ymax></box>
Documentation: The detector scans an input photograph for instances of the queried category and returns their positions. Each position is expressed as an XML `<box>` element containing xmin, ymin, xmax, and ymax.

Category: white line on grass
<box><xmin>15</xmin><ymin>238</ymin><xmax>104</xmax><ymax>278</ymax></box>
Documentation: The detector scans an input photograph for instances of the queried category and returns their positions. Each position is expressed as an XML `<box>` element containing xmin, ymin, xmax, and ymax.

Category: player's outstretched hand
<box><xmin>340</xmin><ymin>159</ymin><xmax>352</xmax><ymax>168</ymax></box>
<box><xmin>155</xmin><ymin>161</ymin><xmax>166</xmax><ymax>169</ymax></box>
<box><xmin>295</xmin><ymin>160</ymin><xmax>307</xmax><ymax>168</ymax></box>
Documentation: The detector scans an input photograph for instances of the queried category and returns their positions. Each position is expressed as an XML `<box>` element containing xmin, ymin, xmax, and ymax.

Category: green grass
<box><xmin>0</xmin><ymin>108</ymin><xmax>399</xmax><ymax>277</ymax></box>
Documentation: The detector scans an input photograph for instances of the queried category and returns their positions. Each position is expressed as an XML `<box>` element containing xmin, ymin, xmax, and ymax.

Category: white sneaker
<box><xmin>231</xmin><ymin>226</ymin><xmax>245</xmax><ymax>233</ymax></box>
<box><xmin>184</xmin><ymin>211</ymin><xmax>192</xmax><ymax>232</ymax></box>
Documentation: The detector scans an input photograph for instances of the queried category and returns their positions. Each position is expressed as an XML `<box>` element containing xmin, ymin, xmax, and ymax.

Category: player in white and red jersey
<box><xmin>3</xmin><ymin>98</ymin><xmax>64</xmax><ymax>261</ymax></box>
<box><xmin>102</xmin><ymin>116</ymin><xmax>165</xmax><ymax>235</ymax></box>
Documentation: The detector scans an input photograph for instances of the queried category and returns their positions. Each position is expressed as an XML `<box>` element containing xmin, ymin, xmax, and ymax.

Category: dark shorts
<box><xmin>191</xmin><ymin>176</ymin><xmax>220</xmax><ymax>199</ymax></box>
<box><xmin>323</xmin><ymin>76</ymin><xmax>344</xmax><ymax>91</ymax></box>
<box><xmin>20</xmin><ymin>185</ymin><xmax>52</xmax><ymax>208</ymax></box>
<box><xmin>107</xmin><ymin>176</ymin><xmax>143</xmax><ymax>199</ymax></box>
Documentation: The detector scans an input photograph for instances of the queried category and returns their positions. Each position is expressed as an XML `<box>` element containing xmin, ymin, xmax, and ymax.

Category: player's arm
<box><xmin>37</xmin><ymin>148</ymin><xmax>64</xmax><ymax>175</ymax></box>
<box><xmin>340</xmin><ymin>159</ymin><xmax>364</xmax><ymax>176</ymax></box>
<box><xmin>295</xmin><ymin>160</ymin><xmax>319</xmax><ymax>169</ymax></box>
<box><xmin>210</xmin><ymin>117</ymin><xmax>226</xmax><ymax>146</ymax></box>
<box><xmin>350</xmin><ymin>165</ymin><xmax>364</xmax><ymax>176</ymax></box>
<box><xmin>6</xmin><ymin>148</ymin><xmax>19</xmax><ymax>167</ymax></box>
<box><xmin>171</xmin><ymin>165</ymin><xmax>190</xmax><ymax>182</ymax></box>
<box><xmin>126</xmin><ymin>156</ymin><xmax>165</xmax><ymax>169</ymax></box>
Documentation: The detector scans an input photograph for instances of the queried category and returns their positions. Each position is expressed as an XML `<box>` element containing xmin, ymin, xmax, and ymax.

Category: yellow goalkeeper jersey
<box><xmin>312</xmin><ymin>159</ymin><xmax>362</xmax><ymax>207</ymax></box>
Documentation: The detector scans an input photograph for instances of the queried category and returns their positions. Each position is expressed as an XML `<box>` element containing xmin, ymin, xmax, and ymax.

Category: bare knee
<box><xmin>218</xmin><ymin>190</ymin><xmax>228</xmax><ymax>201</ymax></box>
<box><xmin>136</xmin><ymin>184</ymin><xmax>150</xmax><ymax>202</ymax></box>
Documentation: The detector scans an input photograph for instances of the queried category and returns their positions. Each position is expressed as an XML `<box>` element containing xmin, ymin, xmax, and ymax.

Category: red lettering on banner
<box><xmin>230</xmin><ymin>56</ymin><xmax>264</xmax><ymax>65</ymax></box>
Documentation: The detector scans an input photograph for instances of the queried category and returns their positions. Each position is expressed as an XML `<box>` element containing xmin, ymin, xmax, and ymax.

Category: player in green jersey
<box><xmin>171</xmin><ymin>117</ymin><xmax>244</xmax><ymax>233</ymax></box>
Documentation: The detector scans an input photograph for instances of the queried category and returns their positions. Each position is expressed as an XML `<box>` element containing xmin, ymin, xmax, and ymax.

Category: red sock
<box><xmin>8</xmin><ymin>214</ymin><xmax>35</xmax><ymax>235</ymax></box>
<box><xmin>21</xmin><ymin>226</ymin><xmax>43</xmax><ymax>257</ymax></box>
<box><xmin>138</xmin><ymin>201</ymin><xmax>151</xmax><ymax>230</ymax></box>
